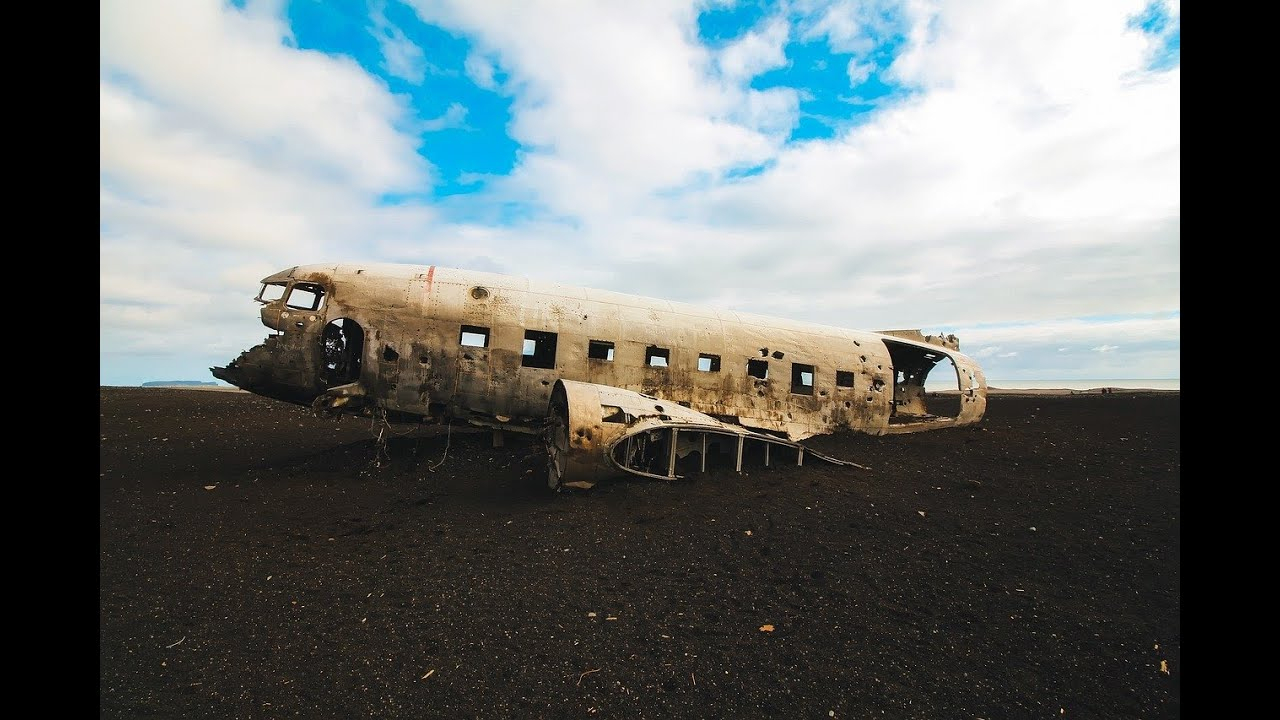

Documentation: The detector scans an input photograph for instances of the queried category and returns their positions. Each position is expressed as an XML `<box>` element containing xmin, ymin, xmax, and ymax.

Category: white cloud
<box><xmin>464</xmin><ymin>51</ymin><xmax>499</xmax><ymax>90</ymax></box>
<box><xmin>960</xmin><ymin>316</ymin><xmax>1177</xmax><ymax>348</ymax></box>
<box><xmin>846</xmin><ymin>58</ymin><xmax>873</xmax><ymax>85</ymax></box>
<box><xmin>421</xmin><ymin>102</ymin><xmax>469</xmax><ymax>132</ymax></box>
<box><xmin>100</xmin><ymin>0</ymin><xmax>1179</xmax><ymax>385</ymax></box>
<box><xmin>717</xmin><ymin>17</ymin><xmax>790</xmax><ymax>82</ymax></box>
<box><xmin>101</xmin><ymin>0</ymin><xmax>428</xmax><ymax>192</ymax></box>
<box><xmin>101</xmin><ymin>0</ymin><xmax>440</xmax><ymax>380</ymax></box>
<box><xmin>406</xmin><ymin>0</ymin><xmax>792</xmax><ymax>216</ymax></box>
<box><xmin>371</xmin><ymin>1</ymin><xmax>428</xmax><ymax>84</ymax></box>
<box><xmin>1093</xmin><ymin>344</ymin><xmax>1120</xmax><ymax>353</ymax></box>
<box><xmin>893</xmin><ymin>0</ymin><xmax>1163</xmax><ymax>106</ymax></box>
<box><xmin>799</xmin><ymin>0</ymin><xmax>902</xmax><ymax>55</ymax></box>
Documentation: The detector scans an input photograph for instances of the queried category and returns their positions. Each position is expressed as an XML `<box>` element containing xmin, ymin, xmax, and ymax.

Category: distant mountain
<box><xmin>141</xmin><ymin>380</ymin><xmax>222</xmax><ymax>387</ymax></box>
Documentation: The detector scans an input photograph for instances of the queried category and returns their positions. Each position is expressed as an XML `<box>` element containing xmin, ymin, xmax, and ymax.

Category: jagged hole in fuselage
<box><xmin>885</xmin><ymin>340</ymin><xmax>963</xmax><ymax>423</ymax></box>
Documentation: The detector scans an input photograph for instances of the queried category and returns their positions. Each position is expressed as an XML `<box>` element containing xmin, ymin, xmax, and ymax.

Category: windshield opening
<box><xmin>256</xmin><ymin>282</ymin><xmax>287</xmax><ymax>304</ymax></box>
<box><xmin>285</xmin><ymin>282</ymin><xmax>326</xmax><ymax>311</ymax></box>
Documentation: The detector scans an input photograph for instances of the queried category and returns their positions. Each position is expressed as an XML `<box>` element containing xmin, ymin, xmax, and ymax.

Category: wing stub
<box><xmin>545</xmin><ymin>379</ymin><xmax>867</xmax><ymax>491</ymax></box>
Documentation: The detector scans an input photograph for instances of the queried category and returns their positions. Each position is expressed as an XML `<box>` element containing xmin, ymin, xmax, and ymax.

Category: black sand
<box><xmin>100</xmin><ymin>388</ymin><xmax>1180</xmax><ymax>718</ymax></box>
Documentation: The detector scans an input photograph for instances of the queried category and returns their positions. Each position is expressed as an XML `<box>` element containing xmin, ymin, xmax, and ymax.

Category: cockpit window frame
<box><xmin>284</xmin><ymin>282</ymin><xmax>327</xmax><ymax>311</ymax></box>
<box><xmin>277</xmin><ymin>281</ymin><xmax>327</xmax><ymax>310</ymax></box>
<box><xmin>256</xmin><ymin>282</ymin><xmax>288</xmax><ymax>304</ymax></box>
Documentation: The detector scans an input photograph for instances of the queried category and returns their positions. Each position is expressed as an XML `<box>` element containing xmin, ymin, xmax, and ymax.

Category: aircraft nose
<box><xmin>208</xmin><ymin>342</ymin><xmax>324</xmax><ymax>406</ymax></box>
<box><xmin>210</xmin><ymin>364</ymin><xmax>239</xmax><ymax>386</ymax></box>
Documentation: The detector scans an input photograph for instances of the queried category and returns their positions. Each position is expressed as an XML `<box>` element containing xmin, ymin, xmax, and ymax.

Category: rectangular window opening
<box><xmin>697</xmin><ymin>353</ymin><xmax>721</xmax><ymax>372</ymax></box>
<box><xmin>522</xmin><ymin>330</ymin><xmax>559</xmax><ymax>369</ymax></box>
<box><xmin>646</xmin><ymin>346</ymin><xmax>670</xmax><ymax>368</ymax></box>
<box><xmin>459</xmin><ymin>325</ymin><xmax>490</xmax><ymax>348</ymax></box>
<box><xmin>588</xmin><ymin>340</ymin><xmax>615</xmax><ymax>361</ymax></box>
<box><xmin>747</xmin><ymin>358</ymin><xmax>769</xmax><ymax>379</ymax></box>
<box><xmin>836</xmin><ymin>370</ymin><xmax>855</xmax><ymax>388</ymax></box>
<box><xmin>791</xmin><ymin>363</ymin><xmax>815</xmax><ymax>395</ymax></box>
<box><xmin>257</xmin><ymin>282</ymin><xmax>287</xmax><ymax>304</ymax></box>
<box><xmin>285</xmin><ymin>283</ymin><xmax>325</xmax><ymax>311</ymax></box>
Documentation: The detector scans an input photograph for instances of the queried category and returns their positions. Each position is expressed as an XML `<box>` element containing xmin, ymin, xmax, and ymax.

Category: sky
<box><xmin>100</xmin><ymin>0</ymin><xmax>1180</xmax><ymax>387</ymax></box>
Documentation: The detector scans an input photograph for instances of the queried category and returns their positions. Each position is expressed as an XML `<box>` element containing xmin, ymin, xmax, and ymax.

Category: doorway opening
<box><xmin>322</xmin><ymin>318</ymin><xmax>364</xmax><ymax>387</ymax></box>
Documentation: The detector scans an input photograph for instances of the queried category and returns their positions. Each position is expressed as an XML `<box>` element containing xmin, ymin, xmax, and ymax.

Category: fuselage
<box><xmin>212</xmin><ymin>263</ymin><xmax>987</xmax><ymax>439</ymax></box>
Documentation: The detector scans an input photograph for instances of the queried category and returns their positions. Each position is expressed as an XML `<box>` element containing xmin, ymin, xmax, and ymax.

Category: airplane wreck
<box><xmin>212</xmin><ymin>263</ymin><xmax>987</xmax><ymax>490</ymax></box>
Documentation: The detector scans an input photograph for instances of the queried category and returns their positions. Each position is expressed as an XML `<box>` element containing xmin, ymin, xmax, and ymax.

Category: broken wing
<box><xmin>547</xmin><ymin>380</ymin><xmax>865</xmax><ymax>491</ymax></box>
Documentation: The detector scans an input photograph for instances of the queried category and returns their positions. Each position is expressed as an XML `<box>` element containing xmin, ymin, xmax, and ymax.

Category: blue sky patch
<box><xmin>288</xmin><ymin>1</ymin><xmax>520</xmax><ymax>200</ymax></box>
<box><xmin>696</xmin><ymin>0</ymin><xmax>773</xmax><ymax>47</ymax></box>
<box><xmin>737</xmin><ymin>0</ymin><xmax>914</xmax><ymax>142</ymax></box>
<box><xmin>755</xmin><ymin>35</ymin><xmax>912</xmax><ymax>141</ymax></box>
<box><xmin>1128</xmin><ymin>1</ymin><xmax>1180</xmax><ymax>70</ymax></box>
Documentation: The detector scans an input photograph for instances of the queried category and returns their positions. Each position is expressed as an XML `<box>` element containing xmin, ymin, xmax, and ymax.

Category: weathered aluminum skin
<box><xmin>213</xmin><ymin>263</ymin><xmax>987</xmax><ymax>485</ymax></box>
<box><xmin>546</xmin><ymin>379</ymin><xmax>866</xmax><ymax>490</ymax></box>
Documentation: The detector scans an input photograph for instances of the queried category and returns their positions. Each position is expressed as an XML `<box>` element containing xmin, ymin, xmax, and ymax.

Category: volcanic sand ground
<box><xmin>100</xmin><ymin>387</ymin><xmax>1180</xmax><ymax>719</ymax></box>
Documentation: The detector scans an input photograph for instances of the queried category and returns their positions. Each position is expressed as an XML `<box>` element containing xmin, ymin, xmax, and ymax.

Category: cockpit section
<box><xmin>257</xmin><ymin>280</ymin><xmax>327</xmax><ymax>332</ymax></box>
<box><xmin>211</xmin><ymin>272</ymin><xmax>351</xmax><ymax>408</ymax></box>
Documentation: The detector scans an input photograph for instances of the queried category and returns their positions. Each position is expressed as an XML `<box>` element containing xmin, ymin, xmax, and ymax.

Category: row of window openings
<box><xmin>259</xmin><ymin>282</ymin><xmax>324</xmax><ymax>311</ymax></box>
<box><xmin>459</xmin><ymin>325</ymin><xmax>857</xmax><ymax>393</ymax></box>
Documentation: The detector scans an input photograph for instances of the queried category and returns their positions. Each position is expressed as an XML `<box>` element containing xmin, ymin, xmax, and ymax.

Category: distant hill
<box><xmin>141</xmin><ymin>380</ymin><xmax>222</xmax><ymax>387</ymax></box>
